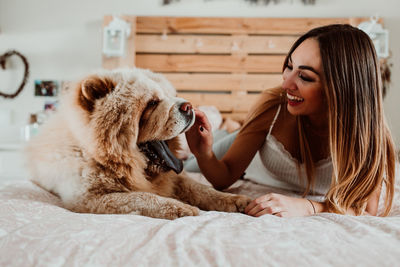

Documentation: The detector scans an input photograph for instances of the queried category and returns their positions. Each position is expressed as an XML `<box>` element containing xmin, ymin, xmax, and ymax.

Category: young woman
<box><xmin>185</xmin><ymin>24</ymin><xmax>397</xmax><ymax>217</ymax></box>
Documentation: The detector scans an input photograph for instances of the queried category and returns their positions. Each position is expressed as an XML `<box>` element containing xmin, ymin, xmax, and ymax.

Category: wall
<box><xmin>0</xmin><ymin>0</ymin><xmax>399</xmax><ymax>146</ymax></box>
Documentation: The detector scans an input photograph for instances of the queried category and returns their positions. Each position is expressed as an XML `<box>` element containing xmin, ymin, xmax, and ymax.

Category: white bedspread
<box><xmin>1</xmin><ymin>174</ymin><xmax>400</xmax><ymax>267</ymax></box>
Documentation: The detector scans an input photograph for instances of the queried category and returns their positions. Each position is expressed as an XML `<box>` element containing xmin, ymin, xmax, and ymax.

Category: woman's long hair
<box><xmin>282</xmin><ymin>24</ymin><xmax>396</xmax><ymax>216</ymax></box>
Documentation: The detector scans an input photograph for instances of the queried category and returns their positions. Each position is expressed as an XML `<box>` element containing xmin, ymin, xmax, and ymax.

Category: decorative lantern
<box><xmin>358</xmin><ymin>16</ymin><xmax>389</xmax><ymax>58</ymax></box>
<box><xmin>102</xmin><ymin>16</ymin><xmax>131</xmax><ymax>57</ymax></box>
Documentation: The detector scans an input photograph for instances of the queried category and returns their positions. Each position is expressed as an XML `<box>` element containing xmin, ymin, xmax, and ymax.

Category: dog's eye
<box><xmin>147</xmin><ymin>100</ymin><xmax>159</xmax><ymax>108</ymax></box>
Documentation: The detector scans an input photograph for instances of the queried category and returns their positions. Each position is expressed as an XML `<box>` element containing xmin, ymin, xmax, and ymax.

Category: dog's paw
<box><xmin>232</xmin><ymin>195</ymin><xmax>252</xmax><ymax>213</ymax></box>
<box><xmin>220</xmin><ymin>194</ymin><xmax>252</xmax><ymax>213</ymax></box>
<box><xmin>177</xmin><ymin>204</ymin><xmax>200</xmax><ymax>218</ymax></box>
<box><xmin>165</xmin><ymin>203</ymin><xmax>200</xmax><ymax>220</ymax></box>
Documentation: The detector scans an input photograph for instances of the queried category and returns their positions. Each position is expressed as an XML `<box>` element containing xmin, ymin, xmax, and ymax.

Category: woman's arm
<box><xmin>245</xmin><ymin>194</ymin><xmax>318</xmax><ymax>217</ymax></box>
<box><xmin>185</xmin><ymin>109</ymin><xmax>268</xmax><ymax>190</ymax></box>
<box><xmin>310</xmin><ymin>200</ymin><xmax>356</xmax><ymax>215</ymax></box>
<box><xmin>244</xmin><ymin>195</ymin><xmax>342</xmax><ymax>217</ymax></box>
<box><xmin>185</xmin><ymin>87</ymin><xmax>283</xmax><ymax>190</ymax></box>
<box><xmin>244</xmin><ymin>191</ymin><xmax>382</xmax><ymax>217</ymax></box>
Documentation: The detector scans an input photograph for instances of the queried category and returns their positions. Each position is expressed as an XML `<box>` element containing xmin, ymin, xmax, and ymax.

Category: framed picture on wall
<box><xmin>34</xmin><ymin>80</ymin><xmax>59</xmax><ymax>97</ymax></box>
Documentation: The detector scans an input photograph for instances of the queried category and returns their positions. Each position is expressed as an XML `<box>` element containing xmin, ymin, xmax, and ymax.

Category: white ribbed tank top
<box><xmin>245</xmin><ymin>105</ymin><xmax>333</xmax><ymax>196</ymax></box>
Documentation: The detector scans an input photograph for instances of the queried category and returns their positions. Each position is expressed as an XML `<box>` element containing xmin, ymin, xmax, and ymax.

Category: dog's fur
<box><xmin>25</xmin><ymin>68</ymin><xmax>251</xmax><ymax>219</ymax></box>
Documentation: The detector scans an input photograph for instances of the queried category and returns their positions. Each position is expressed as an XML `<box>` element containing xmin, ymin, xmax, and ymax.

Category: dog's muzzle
<box><xmin>139</xmin><ymin>140</ymin><xmax>183</xmax><ymax>175</ymax></box>
<box><xmin>179</xmin><ymin>101</ymin><xmax>195</xmax><ymax>133</ymax></box>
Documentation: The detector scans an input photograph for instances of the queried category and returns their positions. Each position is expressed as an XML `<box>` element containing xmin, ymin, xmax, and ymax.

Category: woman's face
<box><xmin>282</xmin><ymin>38</ymin><xmax>326</xmax><ymax>121</ymax></box>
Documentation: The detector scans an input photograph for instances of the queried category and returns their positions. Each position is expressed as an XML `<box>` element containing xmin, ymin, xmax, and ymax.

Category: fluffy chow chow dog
<box><xmin>26</xmin><ymin>68</ymin><xmax>251</xmax><ymax>219</ymax></box>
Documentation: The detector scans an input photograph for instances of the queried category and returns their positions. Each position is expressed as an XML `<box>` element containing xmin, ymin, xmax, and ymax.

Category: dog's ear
<box><xmin>78</xmin><ymin>76</ymin><xmax>115</xmax><ymax>112</ymax></box>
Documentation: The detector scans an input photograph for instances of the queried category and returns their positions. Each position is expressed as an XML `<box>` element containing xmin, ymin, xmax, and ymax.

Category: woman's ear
<box><xmin>78</xmin><ymin>76</ymin><xmax>115</xmax><ymax>112</ymax></box>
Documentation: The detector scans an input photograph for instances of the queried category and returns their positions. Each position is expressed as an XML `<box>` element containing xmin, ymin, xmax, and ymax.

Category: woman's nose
<box><xmin>282</xmin><ymin>71</ymin><xmax>297</xmax><ymax>91</ymax></box>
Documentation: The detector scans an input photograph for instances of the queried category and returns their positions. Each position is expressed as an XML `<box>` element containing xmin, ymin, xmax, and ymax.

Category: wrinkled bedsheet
<box><xmin>1</xmin><ymin>174</ymin><xmax>400</xmax><ymax>267</ymax></box>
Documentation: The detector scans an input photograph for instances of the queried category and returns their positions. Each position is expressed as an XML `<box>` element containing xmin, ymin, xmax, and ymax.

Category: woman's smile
<box><xmin>286</xmin><ymin>92</ymin><xmax>304</xmax><ymax>106</ymax></box>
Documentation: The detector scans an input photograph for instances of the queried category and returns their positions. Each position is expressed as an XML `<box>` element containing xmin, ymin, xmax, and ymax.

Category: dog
<box><xmin>25</xmin><ymin>68</ymin><xmax>251</xmax><ymax>219</ymax></box>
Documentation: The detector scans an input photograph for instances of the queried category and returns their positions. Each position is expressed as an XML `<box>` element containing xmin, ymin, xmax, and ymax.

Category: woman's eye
<box><xmin>299</xmin><ymin>73</ymin><xmax>314</xmax><ymax>82</ymax></box>
<box><xmin>286</xmin><ymin>64</ymin><xmax>293</xmax><ymax>70</ymax></box>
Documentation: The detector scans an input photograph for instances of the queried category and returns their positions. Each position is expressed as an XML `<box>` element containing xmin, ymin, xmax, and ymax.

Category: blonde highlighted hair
<box><xmin>282</xmin><ymin>24</ymin><xmax>396</xmax><ymax>216</ymax></box>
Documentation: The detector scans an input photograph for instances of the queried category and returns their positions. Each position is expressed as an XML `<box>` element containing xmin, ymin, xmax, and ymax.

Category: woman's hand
<box><xmin>185</xmin><ymin>109</ymin><xmax>213</xmax><ymax>159</ymax></box>
<box><xmin>244</xmin><ymin>193</ymin><xmax>315</xmax><ymax>217</ymax></box>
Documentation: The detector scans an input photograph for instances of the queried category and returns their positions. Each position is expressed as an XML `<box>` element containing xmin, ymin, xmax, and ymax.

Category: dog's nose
<box><xmin>179</xmin><ymin>102</ymin><xmax>193</xmax><ymax>115</ymax></box>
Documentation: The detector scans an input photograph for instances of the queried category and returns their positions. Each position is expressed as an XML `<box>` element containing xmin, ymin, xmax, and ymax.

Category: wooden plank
<box><xmin>164</xmin><ymin>73</ymin><xmax>282</xmax><ymax>91</ymax></box>
<box><xmin>243</xmin><ymin>35</ymin><xmax>297</xmax><ymax>54</ymax></box>
<box><xmin>136</xmin><ymin>54</ymin><xmax>286</xmax><ymax>73</ymax></box>
<box><xmin>136</xmin><ymin>17</ymin><xmax>370</xmax><ymax>34</ymax></box>
<box><xmin>177</xmin><ymin>93</ymin><xmax>259</xmax><ymax>113</ymax></box>
<box><xmin>102</xmin><ymin>16</ymin><xmax>137</xmax><ymax>69</ymax></box>
<box><xmin>135</xmin><ymin>34</ymin><xmax>297</xmax><ymax>54</ymax></box>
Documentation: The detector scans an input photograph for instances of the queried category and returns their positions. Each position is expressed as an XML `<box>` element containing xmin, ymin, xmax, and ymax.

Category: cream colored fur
<box><xmin>25</xmin><ymin>68</ymin><xmax>251</xmax><ymax>219</ymax></box>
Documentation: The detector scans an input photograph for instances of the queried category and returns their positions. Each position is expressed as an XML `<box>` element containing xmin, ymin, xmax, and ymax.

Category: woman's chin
<box><xmin>287</xmin><ymin>102</ymin><xmax>304</xmax><ymax>116</ymax></box>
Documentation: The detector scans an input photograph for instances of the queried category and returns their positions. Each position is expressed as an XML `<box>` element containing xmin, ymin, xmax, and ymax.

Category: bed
<box><xmin>1</xmin><ymin>172</ymin><xmax>400</xmax><ymax>266</ymax></box>
<box><xmin>1</xmin><ymin>16</ymin><xmax>400</xmax><ymax>266</ymax></box>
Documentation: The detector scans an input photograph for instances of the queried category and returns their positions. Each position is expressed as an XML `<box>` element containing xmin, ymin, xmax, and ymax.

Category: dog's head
<box><xmin>65</xmin><ymin>68</ymin><xmax>195</xmax><ymax>176</ymax></box>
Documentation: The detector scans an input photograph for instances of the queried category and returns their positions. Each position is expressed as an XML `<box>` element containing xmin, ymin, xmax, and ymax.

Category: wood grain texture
<box><xmin>135</xmin><ymin>17</ymin><xmax>364</xmax><ymax>34</ymax></box>
<box><xmin>102</xmin><ymin>16</ymin><xmax>372</xmax><ymax>121</ymax></box>
<box><xmin>164</xmin><ymin>73</ymin><xmax>282</xmax><ymax>91</ymax></box>
<box><xmin>135</xmin><ymin>54</ymin><xmax>286</xmax><ymax>73</ymax></box>
<box><xmin>135</xmin><ymin>35</ymin><xmax>297</xmax><ymax>54</ymax></box>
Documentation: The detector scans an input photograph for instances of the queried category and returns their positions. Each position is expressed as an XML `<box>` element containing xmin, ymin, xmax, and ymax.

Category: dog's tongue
<box><xmin>147</xmin><ymin>140</ymin><xmax>183</xmax><ymax>174</ymax></box>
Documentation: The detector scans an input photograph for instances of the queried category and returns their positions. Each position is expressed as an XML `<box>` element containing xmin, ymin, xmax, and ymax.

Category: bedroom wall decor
<box><xmin>102</xmin><ymin>16</ymin><xmax>132</xmax><ymax>57</ymax></box>
<box><xmin>0</xmin><ymin>50</ymin><xmax>29</xmax><ymax>99</ymax></box>
<box><xmin>102</xmin><ymin>16</ymin><xmax>136</xmax><ymax>68</ymax></box>
<box><xmin>357</xmin><ymin>16</ymin><xmax>391</xmax><ymax>96</ymax></box>
<box><xmin>34</xmin><ymin>80</ymin><xmax>59</xmax><ymax>97</ymax></box>
<box><xmin>358</xmin><ymin>16</ymin><xmax>389</xmax><ymax>58</ymax></box>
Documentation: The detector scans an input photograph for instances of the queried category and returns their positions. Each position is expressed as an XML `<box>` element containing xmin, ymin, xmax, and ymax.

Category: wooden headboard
<box><xmin>102</xmin><ymin>16</ymin><xmax>371</xmax><ymax>121</ymax></box>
